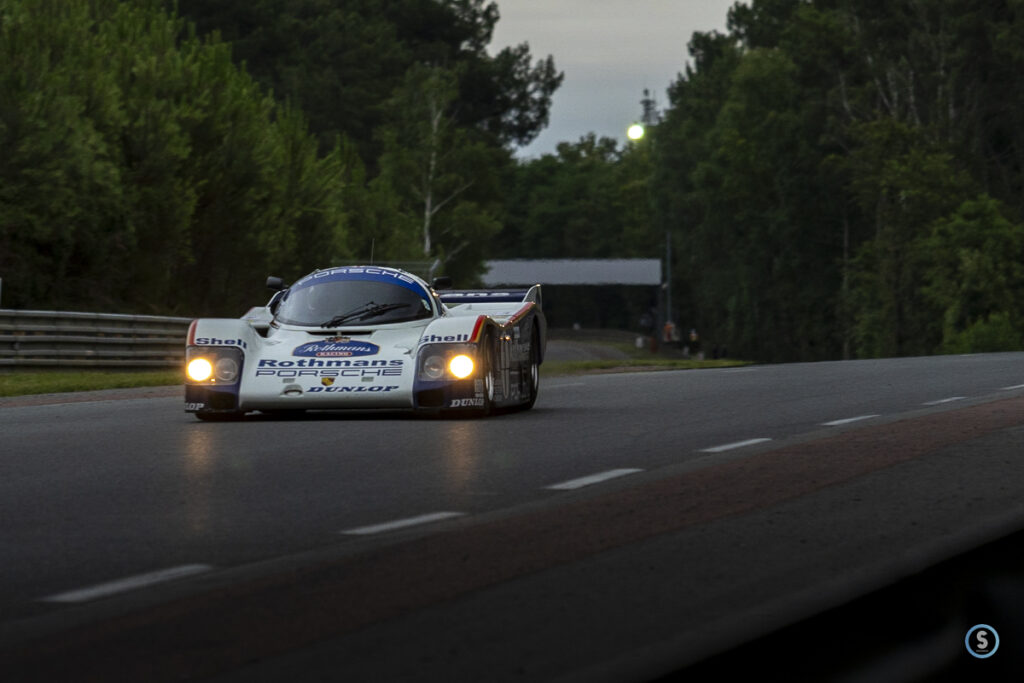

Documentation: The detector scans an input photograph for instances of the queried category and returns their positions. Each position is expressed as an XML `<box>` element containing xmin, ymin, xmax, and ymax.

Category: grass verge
<box><xmin>0</xmin><ymin>370</ymin><xmax>182</xmax><ymax>397</ymax></box>
<box><xmin>541</xmin><ymin>358</ymin><xmax>751</xmax><ymax>376</ymax></box>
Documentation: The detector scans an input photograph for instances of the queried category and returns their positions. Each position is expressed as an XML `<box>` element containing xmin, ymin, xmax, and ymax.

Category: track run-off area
<box><xmin>2</xmin><ymin>352</ymin><xmax>1024</xmax><ymax>681</ymax></box>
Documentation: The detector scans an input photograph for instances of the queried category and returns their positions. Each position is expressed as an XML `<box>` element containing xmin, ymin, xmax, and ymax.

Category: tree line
<box><xmin>496</xmin><ymin>0</ymin><xmax>1024</xmax><ymax>361</ymax></box>
<box><xmin>669</xmin><ymin>0</ymin><xmax>1024</xmax><ymax>361</ymax></box>
<box><xmin>5</xmin><ymin>0</ymin><xmax>1023</xmax><ymax>362</ymax></box>
<box><xmin>0</xmin><ymin>0</ymin><xmax>560</xmax><ymax>315</ymax></box>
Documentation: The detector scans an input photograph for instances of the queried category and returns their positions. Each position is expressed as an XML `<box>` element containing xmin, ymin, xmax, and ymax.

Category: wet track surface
<box><xmin>3</xmin><ymin>353</ymin><xmax>1024</xmax><ymax>680</ymax></box>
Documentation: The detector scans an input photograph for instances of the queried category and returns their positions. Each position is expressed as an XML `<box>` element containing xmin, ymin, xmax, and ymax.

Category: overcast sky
<box><xmin>490</xmin><ymin>0</ymin><xmax>739</xmax><ymax>157</ymax></box>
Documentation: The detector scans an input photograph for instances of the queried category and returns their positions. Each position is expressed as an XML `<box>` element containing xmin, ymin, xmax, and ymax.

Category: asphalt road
<box><xmin>3</xmin><ymin>353</ymin><xmax>1024</xmax><ymax>681</ymax></box>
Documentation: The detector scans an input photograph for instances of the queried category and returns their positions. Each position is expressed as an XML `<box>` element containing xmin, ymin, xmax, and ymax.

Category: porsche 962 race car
<box><xmin>184</xmin><ymin>266</ymin><xmax>546</xmax><ymax>419</ymax></box>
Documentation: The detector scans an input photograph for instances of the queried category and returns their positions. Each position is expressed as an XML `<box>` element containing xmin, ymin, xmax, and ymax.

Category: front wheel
<box><xmin>510</xmin><ymin>329</ymin><xmax>540</xmax><ymax>413</ymax></box>
<box><xmin>523</xmin><ymin>330</ymin><xmax>540</xmax><ymax>410</ymax></box>
<box><xmin>478</xmin><ymin>333</ymin><xmax>497</xmax><ymax>416</ymax></box>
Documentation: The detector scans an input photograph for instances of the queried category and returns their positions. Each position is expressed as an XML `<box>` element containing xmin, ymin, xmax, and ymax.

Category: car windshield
<box><xmin>275</xmin><ymin>279</ymin><xmax>434</xmax><ymax>327</ymax></box>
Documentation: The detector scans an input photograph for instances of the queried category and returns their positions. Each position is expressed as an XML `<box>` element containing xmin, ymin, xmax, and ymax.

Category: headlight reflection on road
<box><xmin>182</xmin><ymin>428</ymin><xmax>216</xmax><ymax>533</ymax></box>
<box><xmin>441</xmin><ymin>421</ymin><xmax>483</xmax><ymax>490</ymax></box>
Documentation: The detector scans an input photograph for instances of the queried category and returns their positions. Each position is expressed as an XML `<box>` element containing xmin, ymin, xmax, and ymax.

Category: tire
<box><xmin>470</xmin><ymin>332</ymin><xmax>496</xmax><ymax>417</ymax></box>
<box><xmin>523</xmin><ymin>329</ymin><xmax>540</xmax><ymax>410</ymax></box>
<box><xmin>510</xmin><ymin>329</ymin><xmax>540</xmax><ymax>412</ymax></box>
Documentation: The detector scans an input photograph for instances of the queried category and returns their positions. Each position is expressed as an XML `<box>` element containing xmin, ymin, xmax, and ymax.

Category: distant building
<box><xmin>482</xmin><ymin>259</ymin><xmax>661</xmax><ymax>286</ymax></box>
<box><xmin>482</xmin><ymin>259</ymin><xmax>664</xmax><ymax>330</ymax></box>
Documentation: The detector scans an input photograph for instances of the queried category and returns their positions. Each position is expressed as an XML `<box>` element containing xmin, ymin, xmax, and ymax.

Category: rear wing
<box><xmin>439</xmin><ymin>284</ymin><xmax>542</xmax><ymax>308</ymax></box>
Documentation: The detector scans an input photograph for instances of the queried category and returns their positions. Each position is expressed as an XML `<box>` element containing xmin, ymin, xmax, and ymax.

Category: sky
<box><xmin>490</xmin><ymin>0</ymin><xmax>739</xmax><ymax>158</ymax></box>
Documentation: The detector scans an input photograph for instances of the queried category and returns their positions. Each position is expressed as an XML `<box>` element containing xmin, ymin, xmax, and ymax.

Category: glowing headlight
<box><xmin>187</xmin><ymin>358</ymin><xmax>213</xmax><ymax>382</ymax></box>
<box><xmin>215</xmin><ymin>357</ymin><xmax>239</xmax><ymax>382</ymax></box>
<box><xmin>449</xmin><ymin>354</ymin><xmax>474</xmax><ymax>379</ymax></box>
<box><xmin>423</xmin><ymin>355</ymin><xmax>445</xmax><ymax>380</ymax></box>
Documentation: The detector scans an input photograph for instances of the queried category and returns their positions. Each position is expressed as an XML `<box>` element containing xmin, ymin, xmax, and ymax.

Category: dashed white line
<box><xmin>41</xmin><ymin>564</ymin><xmax>213</xmax><ymax>603</ymax></box>
<box><xmin>341</xmin><ymin>511</ymin><xmax>465</xmax><ymax>536</ymax></box>
<box><xmin>922</xmin><ymin>396</ymin><xmax>966</xmax><ymax>406</ymax></box>
<box><xmin>547</xmin><ymin>382</ymin><xmax>587</xmax><ymax>389</ymax></box>
<box><xmin>1000</xmin><ymin>384</ymin><xmax>1024</xmax><ymax>391</ymax></box>
<box><xmin>822</xmin><ymin>415</ymin><xmax>880</xmax><ymax>427</ymax></box>
<box><xmin>545</xmin><ymin>468</ymin><xmax>643</xmax><ymax>491</ymax></box>
<box><xmin>699</xmin><ymin>438</ymin><xmax>772</xmax><ymax>453</ymax></box>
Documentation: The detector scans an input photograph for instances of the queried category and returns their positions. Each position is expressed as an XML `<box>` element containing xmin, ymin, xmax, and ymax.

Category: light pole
<box><xmin>665</xmin><ymin>232</ymin><xmax>672</xmax><ymax>327</ymax></box>
<box><xmin>626</xmin><ymin>122</ymin><xmax>673</xmax><ymax>337</ymax></box>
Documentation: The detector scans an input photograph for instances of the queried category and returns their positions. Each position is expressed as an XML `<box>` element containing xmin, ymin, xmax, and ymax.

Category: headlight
<box><xmin>187</xmin><ymin>358</ymin><xmax>213</xmax><ymax>382</ymax></box>
<box><xmin>449</xmin><ymin>354</ymin><xmax>474</xmax><ymax>379</ymax></box>
<box><xmin>423</xmin><ymin>355</ymin><xmax>445</xmax><ymax>379</ymax></box>
<box><xmin>215</xmin><ymin>357</ymin><xmax>239</xmax><ymax>382</ymax></box>
<box><xmin>186</xmin><ymin>345</ymin><xmax>244</xmax><ymax>384</ymax></box>
<box><xmin>418</xmin><ymin>346</ymin><xmax>476</xmax><ymax>381</ymax></box>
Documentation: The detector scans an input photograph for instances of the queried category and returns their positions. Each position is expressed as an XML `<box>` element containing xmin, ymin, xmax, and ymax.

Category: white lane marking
<box><xmin>341</xmin><ymin>511</ymin><xmax>465</xmax><ymax>536</ymax></box>
<box><xmin>41</xmin><ymin>564</ymin><xmax>213</xmax><ymax>603</ymax></box>
<box><xmin>699</xmin><ymin>438</ymin><xmax>771</xmax><ymax>453</ymax></box>
<box><xmin>822</xmin><ymin>415</ymin><xmax>880</xmax><ymax>427</ymax></box>
<box><xmin>922</xmin><ymin>396</ymin><xmax>966</xmax><ymax>406</ymax></box>
<box><xmin>545</xmin><ymin>468</ymin><xmax>643</xmax><ymax>491</ymax></box>
<box><xmin>547</xmin><ymin>382</ymin><xmax>586</xmax><ymax>389</ymax></box>
<box><xmin>1000</xmin><ymin>384</ymin><xmax>1024</xmax><ymax>391</ymax></box>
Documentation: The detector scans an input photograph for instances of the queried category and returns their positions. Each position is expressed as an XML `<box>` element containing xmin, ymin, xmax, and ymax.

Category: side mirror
<box><xmin>432</xmin><ymin>276</ymin><xmax>453</xmax><ymax>290</ymax></box>
<box><xmin>266</xmin><ymin>276</ymin><xmax>286</xmax><ymax>291</ymax></box>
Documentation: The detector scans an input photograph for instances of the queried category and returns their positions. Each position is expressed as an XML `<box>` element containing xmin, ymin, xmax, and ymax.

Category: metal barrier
<box><xmin>0</xmin><ymin>309</ymin><xmax>192</xmax><ymax>368</ymax></box>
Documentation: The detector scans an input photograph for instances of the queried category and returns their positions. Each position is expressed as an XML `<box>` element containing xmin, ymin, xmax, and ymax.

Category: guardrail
<box><xmin>0</xmin><ymin>309</ymin><xmax>192</xmax><ymax>369</ymax></box>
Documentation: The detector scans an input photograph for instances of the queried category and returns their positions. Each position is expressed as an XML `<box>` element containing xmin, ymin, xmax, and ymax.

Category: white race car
<box><xmin>184</xmin><ymin>266</ymin><xmax>545</xmax><ymax>419</ymax></box>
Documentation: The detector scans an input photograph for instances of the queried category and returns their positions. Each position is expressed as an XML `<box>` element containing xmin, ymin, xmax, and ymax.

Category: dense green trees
<box><xmin>174</xmin><ymin>0</ymin><xmax>561</xmax><ymax>286</ymax></box>
<box><xmin>0</xmin><ymin>0</ymin><xmax>561</xmax><ymax>314</ymax></box>
<box><xmin>175</xmin><ymin>0</ymin><xmax>560</xmax><ymax>155</ymax></box>
<box><xmin>497</xmin><ymin>0</ymin><xmax>1024</xmax><ymax>360</ymax></box>
<box><xmin>497</xmin><ymin>135</ymin><xmax>658</xmax><ymax>260</ymax></box>
<box><xmin>374</xmin><ymin>62</ymin><xmax>505</xmax><ymax>284</ymax></box>
<box><xmin>0</xmin><ymin>0</ymin><xmax>351</xmax><ymax>314</ymax></box>
<box><xmin>7</xmin><ymin>0</ymin><xmax>1024</xmax><ymax>362</ymax></box>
